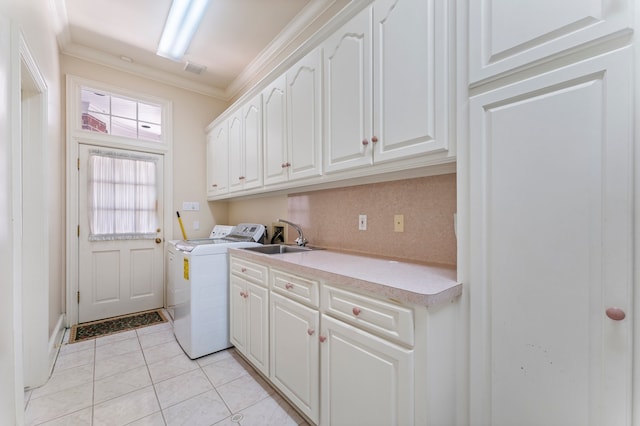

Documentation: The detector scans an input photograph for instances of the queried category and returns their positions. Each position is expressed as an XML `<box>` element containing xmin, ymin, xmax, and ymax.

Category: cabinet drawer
<box><xmin>230</xmin><ymin>256</ymin><xmax>268</xmax><ymax>286</ymax></box>
<box><xmin>271</xmin><ymin>269</ymin><xmax>320</xmax><ymax>308</ymax></box>
<box><xmin>322</xmin><ymin>285</ymin><xmax>414</xmax><ymax>347</ymax></box>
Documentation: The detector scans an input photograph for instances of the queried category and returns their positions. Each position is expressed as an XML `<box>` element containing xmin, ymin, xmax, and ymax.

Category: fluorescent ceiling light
<box><xmin>157</xmin><ymin>0</ymin><xmax>210</xmax><ymax>61</ymax></box>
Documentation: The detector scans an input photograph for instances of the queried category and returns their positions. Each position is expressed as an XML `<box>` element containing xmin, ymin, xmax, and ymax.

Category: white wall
<box><xmin>0</xmin><ymin>0</ymin><xmax>63</xmax><ymax>423</ymax></box>
<box><xmin>225</xmin><ymin>195</ymin><xmax>288</xmax><ymax>240</ymax></box>
<box><xmin>61</xmin><ymin>56</ymin><xmax>230</xmax><ymax>240</ymax></box>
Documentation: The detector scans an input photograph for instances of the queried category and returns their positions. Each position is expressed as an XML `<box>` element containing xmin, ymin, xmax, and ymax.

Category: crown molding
<box><xmin>225</xmin><ymin>0</ymin><xmax>339</xmax><ymax>99</ymax></box>
<box><xmin>61</xmin><ymin>43</ymin><xmax>228</xmax><ymax>100</ymax></box>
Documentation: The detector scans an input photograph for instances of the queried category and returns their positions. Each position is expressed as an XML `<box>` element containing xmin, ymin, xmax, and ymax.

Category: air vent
<box><xmin>184</xmin><ymin>61</ymin><xmax>206</xmax><ymax>75</ymax></box>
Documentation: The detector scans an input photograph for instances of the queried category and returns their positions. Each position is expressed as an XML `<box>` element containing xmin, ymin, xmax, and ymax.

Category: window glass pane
<box><xmin>81</xmin><ymin>89</ymin><xmax>110</xmax><ymax>113</ymax></box>
<box><xmin>79</xmin><ymin>86</ymin><xmax>164</xmax><ymax>143</ymax></box>
<box><xmin>139</xmin><ymin>102</ymin><xmax>162</xmax><ymax>124</ymax></box>
<box><xmin>138</xmin><ymin>122</ymin><xmax>162</xmax><ymax>142</ymax></box>
<box><xmin>111</xmin><ymin>116</ymin><xmax>138</xmax><ymax>139</ymax></box>
<box><xmin>88</xmin><ymin>153</ymin><xmax>158</xmax><ymax>241</ymax></box>
<box><xmin>83</xmin><ymin>112</ymin><xmax>110</xmax><ymax>134</ymax></box>
<box><xmin>112</xmin><ymin>96</ymin><xmax>137</xmax><ymax>119</ymax></box>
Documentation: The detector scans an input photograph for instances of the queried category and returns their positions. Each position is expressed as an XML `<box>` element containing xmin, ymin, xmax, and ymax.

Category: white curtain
<box><xmin>88</xmin><ymin>150</ymin><xmax>158</xmax><ymax>241</ymax></box>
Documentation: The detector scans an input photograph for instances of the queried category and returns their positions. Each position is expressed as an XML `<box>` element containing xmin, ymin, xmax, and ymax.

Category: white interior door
<box><xmin>78</xmin><ymin>144</ymin><xmax>164</xmax><ymax>323</ymax></box>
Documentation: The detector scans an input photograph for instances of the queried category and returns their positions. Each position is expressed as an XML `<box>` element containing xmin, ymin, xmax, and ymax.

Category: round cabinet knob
<box><xmin>362</xmin><ymin>139</ymin><xmax>369</xmax><ymax>146</ymax></box>
<box><xmin>281</xmin><ymin>163</ymin><xmax>287</xmax><ymax>168</ymax></box>
<box><xmin>285</xmin><ymin>283</ymin><xmax>294</xmax><ymax>290</ymax></box>
<box><xmin>606</xmin><ymin>307</ymin><xmax>626</xmax><ymax>321</ymax></box>
<box><xmin>319</xmin><ymin>335</ymin><xmax>327</xmax><ymax>343</ymax></box>
<box><xmin>286</xmin><ymin>162</ymin><xmax>291</xmax><ymax>167</ymax></box>
<box><xmin>352</xmin><ymin>307</ymin><xmax>361</xmax><ymax>316</ymax></box>
<box><xmin>307</xmin><ymin>328</ymin><xmax>315</xmax><ymax>336</ymax></box>
<box><xmin>212</xmin><ymin>184</ymin><xmax>218</xmax><ymax>187</ymax></box>
<box><xmin>241</xmin><ymin>267</ymin><xmax>247</xmax><ymax>273</ymax></box>
<box><xmin>239</xmin><ymin>176</ymin><xmax>245</xmax><ymax>180</ymax></box>
<box><xmin>371</xmin><ymin>136</ymin><xmax>378</xmax><ymax>143</ymax></box>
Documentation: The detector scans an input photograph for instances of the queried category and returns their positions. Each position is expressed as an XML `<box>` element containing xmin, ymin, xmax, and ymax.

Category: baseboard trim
<box><xmin>47</xmin><ymin>314</ymin><xmax>66</xmax><ymax>376</ymax></box>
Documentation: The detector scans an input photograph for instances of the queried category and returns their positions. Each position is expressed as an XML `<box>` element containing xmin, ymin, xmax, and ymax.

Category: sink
<box><xmin>242</xmin><ymin>244</ymin><xmax>319</xmax><ymax>255</ymax></box>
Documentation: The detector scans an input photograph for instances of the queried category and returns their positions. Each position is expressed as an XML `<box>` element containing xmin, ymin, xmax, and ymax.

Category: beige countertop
<box><xmin>229</xmin><ymin>247</ymin><xmax>462</xmax><ymax>308</ymax></box>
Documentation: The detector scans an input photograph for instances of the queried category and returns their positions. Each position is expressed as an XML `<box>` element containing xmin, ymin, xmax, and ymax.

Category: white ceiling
<box><xmin>52</xmin><ymin>0</ymin><xmax>350</xmax><ymax>100</ymax></box>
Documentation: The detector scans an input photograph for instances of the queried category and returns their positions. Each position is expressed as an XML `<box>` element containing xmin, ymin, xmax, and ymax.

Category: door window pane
<box><xmin>88</xmin><ymin>152</ymin><xmax>158</xmax><ymax>241</ymax></box>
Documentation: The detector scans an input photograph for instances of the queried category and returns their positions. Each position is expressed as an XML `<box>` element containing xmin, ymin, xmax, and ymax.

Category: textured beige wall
<box><xmin>61</xmin><ymin>56</ymin><xmax>229</xmax><ymax>240</ymax></box>
<box><xmin>288</xmin><ymin>174</ymin><xmax>457</xmax><ymax>265</ymax></box>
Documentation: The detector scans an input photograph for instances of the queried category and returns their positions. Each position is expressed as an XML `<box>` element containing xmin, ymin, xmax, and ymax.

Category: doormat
<box><xmin>68</xmin><ymin>309</ymin><xmax>168</xmax><ymax>343</ymax></box>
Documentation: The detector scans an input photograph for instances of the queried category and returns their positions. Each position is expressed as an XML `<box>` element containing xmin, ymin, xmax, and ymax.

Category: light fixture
<box><xmin>157</xmin><ymin>0</ymin><xmax>210</xmax><ymax>62</ymax></box>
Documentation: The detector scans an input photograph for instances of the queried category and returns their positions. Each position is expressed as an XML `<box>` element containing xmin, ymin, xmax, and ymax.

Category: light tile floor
<box><xmin>24</xmin><ymin>316</ymin><xmax>306</xmax><ymax>426</ymax></box>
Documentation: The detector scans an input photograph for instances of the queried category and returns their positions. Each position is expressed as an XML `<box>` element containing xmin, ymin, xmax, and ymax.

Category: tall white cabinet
<box><xmin>467</xmin><ymin>1</ymin><xmax>635</xmax><ymax>425</ymax></box>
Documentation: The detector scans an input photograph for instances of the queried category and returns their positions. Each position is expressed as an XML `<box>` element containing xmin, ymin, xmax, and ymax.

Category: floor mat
<box><xmin>68</xmin><ymin>309</ymin><xmax>167</xmax><ymax>343</ymax></box>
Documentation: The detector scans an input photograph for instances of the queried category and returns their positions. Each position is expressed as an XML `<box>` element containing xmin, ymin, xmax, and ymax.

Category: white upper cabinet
<box><xmin>263</xmin><ymin>75</ymin><xmax>288</xmax><ymax>185</ymax></box>
<box><xmin>286</xmin><ymin>49</ymin><xmax>323</xmax><ymax>182</ymax></box>
<box><xmin>264</xmin><ymin>49</ymin><xmax>323</xmax><ymax>187</ymax></box>
<box><xmin>206</xmin><ymin>122</ymin><xmax>228</xmax><ymax>197</ymax></box>
<box><xmin>469</xmin><ymin>48</ymin><xmax>634</xmax><ymax>425</ymax></box>
<box><xmin>229</xmin><ymin>95</ymin><xmax>263</xmax><ymax>193</ymax></box>
<box><xmin>323</xmin><ymin>0</ymin><xmax>452</xmax><ymax>174</ymax></box>
<box><xmin>322</xmin><ymin>6</ymin><xmax>373</xmax><ymax>173</ymax></box>
<box><xmin>372</xmin><ymin>0</ymin><xmax>450</xmax><ymax>163</ymax></box>
<box><xmin>469</xmin><ymin>0</ymin><xmax>633</xmax><ymax>85</ymax></box>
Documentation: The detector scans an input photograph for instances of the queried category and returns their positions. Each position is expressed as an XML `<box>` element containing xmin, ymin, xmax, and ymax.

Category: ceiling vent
<box><xmin>184</xmin><ymin>61</ymin><xmax>207</xmax><ymax>75</ymax></box>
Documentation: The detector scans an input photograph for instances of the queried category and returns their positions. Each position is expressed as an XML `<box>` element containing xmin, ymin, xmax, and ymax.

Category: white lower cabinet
<box><xmin>320</xmin><ymin>314</ymin><xmax>414</xmax><ymax>426</ymax></box>
<box><xmin>229</xmin><ymin>261</ymin><xmax>269</xmax><ymax>377</ymax></box>
<box><xmin>270</xmin><ymin>292</ymin><xmax>320</xmax><ymax>423</ymax></box>
<box><xmin>229</xmin><ymin>254</ymin><xmax>456</xmax><ymax>425</ymax></box>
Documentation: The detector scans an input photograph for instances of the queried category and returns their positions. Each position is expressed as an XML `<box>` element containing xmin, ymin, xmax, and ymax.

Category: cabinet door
<box><xmin>229</xmin><ymin>275</ymin><xmax>247</xmax><ymax>354</ymax></box>
<box><xmin>206</xmin><ymin>123</ymin><xmax>228</xmax><ymax>197</ymax></box>
<box><xmin>228</xmin><ymin>113</ymin><xmax>244</xmax><ymax>192</ymax></box>
<box><xmin>323</xmin><ymin>6</ymin><xmax>373</xmax><ymax>174</ymax></box>
<box><xmin>287</xmin><ymin>48</ymin><xmax>322</xmax><ymax>181</ymax></box>
<box><xmin>469</xmin><ymin>48</ymin><xmax>633</xmax><ymax>425</ymax></box>
<box><xmin>372</xmin><ymin>0</ymin><xmax>449</xmax><ymax>163</ymax></box>
<box><xmin>270</xmin><ymin>292</ymin><xmax>319</xmax><ymax>424</ymax></box>
<box><xmin>469</xmin><ymin>0</ymin><xmax>632</xmax><ymax>85</ymax></box>
<box><xmin>320</xmin><ymin>314</ymin><xmax>413</xmax><ymax>426</ymax></box>
<box><xmin>246</xmin><ymin>281</ymin><xmax>269</xmax><ymax>376</ymax></box>
<box><xmin>263</xmin><ymin>76</ymin><xmax>288</xmax><ymax>186</ymax></box>
<box><xmin>242</xmin><ymin>95</ymin><xmax>263</xmax><ymax>190</ymax></box>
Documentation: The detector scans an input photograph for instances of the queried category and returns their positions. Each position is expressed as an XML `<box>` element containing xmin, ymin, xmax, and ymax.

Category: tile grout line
<box><xmin>138</xmin><ymin>327</ymin><xmax>168</xmax><ymax>426</ymax></box>
<box><xmin>91</xmin><ymin>334</ymin><xmax>96</xmax><ymax>426</ymax></box>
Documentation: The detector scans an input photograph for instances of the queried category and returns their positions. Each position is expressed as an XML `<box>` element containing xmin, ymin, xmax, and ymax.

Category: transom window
<box><xmin>81</xmin><ymin>88</ymin><xmax>163</xmax><ymax>142</ymax></box>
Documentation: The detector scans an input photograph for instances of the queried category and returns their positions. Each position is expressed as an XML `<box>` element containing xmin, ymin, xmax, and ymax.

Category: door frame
<box><xmin>65</xmin><ymin>75</ymin><xmax>174</xmax><ymax>327</ymax></box>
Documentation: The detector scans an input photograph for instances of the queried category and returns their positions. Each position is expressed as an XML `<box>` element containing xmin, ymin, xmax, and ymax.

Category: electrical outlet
<box><xmin>394</xmin><ymin>214</ymin><xmax>404</xmax><ymax>232</ymax></box>
<box><xmin>359</xmin><ymin>214</ymin><xmax>367</xmax><ymax>231</ymax></box>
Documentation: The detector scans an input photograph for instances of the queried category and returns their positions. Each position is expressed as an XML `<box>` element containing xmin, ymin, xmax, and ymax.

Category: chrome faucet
<box><xmin>277</xmin><ymin>219</ymin><xmax>308</xmax><ymax>247</ymax></box>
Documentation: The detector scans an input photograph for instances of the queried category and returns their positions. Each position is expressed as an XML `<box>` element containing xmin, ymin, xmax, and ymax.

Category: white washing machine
<box><xmin>165</xmin><ymin>225</ymin><xmax>234</xmax><ymax>320</ymax></box>
<box><xmin>172</xmin><ymin>223</ymin><xmax>265</xmax><ymax>359</ymax></box>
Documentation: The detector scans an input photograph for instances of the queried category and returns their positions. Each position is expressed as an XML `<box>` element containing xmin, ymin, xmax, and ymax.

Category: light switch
<box><xmin>394</xmin><ymin>214</ymin><xmax>404</xmax><ymax>232</ymax></box>
<box><xmin>182</xmin><ymin>202</ymin><xmax>200</xmax><ymax>211</ymax></box>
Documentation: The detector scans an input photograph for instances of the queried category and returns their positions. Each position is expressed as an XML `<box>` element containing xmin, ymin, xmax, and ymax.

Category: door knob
<box><xmin>155</xmin><ymin>238</ymin><xmax>162</xmax><ymax>244</ymax></box>
<box><xmin>606</xmin><ymin>307</ymin><xmax>626</xmax><ymax>321</ymax></box>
